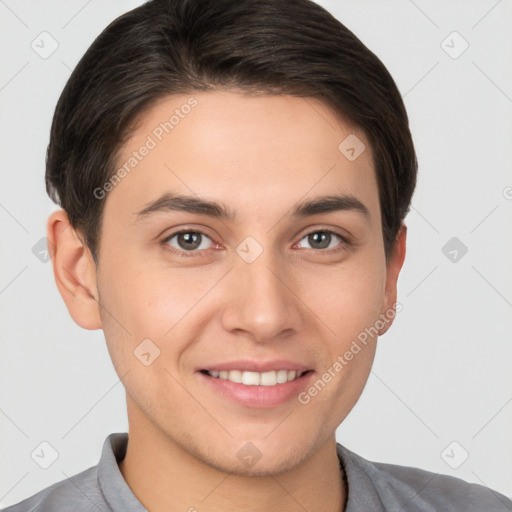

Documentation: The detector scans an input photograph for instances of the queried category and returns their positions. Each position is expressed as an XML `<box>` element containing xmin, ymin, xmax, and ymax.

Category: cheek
<box><xmin>96</xmin><ymin>252</ymin><xmax>215</xmax><ymax>366</ymax></box>
<box><xmin>302</xmin><ymin>264</ymin><xmax>384</xmax><ymax>421</ymax></box>
<box><xmin>97</xmin><ymin>245</ymin><xmax>194</xmax><ymax>332</ymax></box>
<box><xmin>306</xmin><ymin>253</ymin><xmax>386</xmax><ymax>342</ymax></box>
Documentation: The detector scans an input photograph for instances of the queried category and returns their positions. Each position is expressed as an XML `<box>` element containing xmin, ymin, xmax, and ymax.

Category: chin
<box><xmin>211</xmin><ymin>449</ymin><xmax>307</xmax><ymax>477</ymax></box>
<box><xmin>192</xmin><ymin>432</ymin><xmax>317</xmax><ymax>477</ymax></box>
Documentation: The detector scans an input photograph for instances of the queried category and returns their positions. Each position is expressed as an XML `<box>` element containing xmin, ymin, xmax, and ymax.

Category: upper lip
<box><xmin>199</xmin><ymin>359</ymin><xmax>312</xmax><ymax>373</ymax></box>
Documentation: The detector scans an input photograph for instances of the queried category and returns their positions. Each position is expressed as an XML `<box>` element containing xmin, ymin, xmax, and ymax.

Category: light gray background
<box><xmin>1</xmin><ymin>0</ymin><xmax>511</xmax><ymax>507</ymax></box>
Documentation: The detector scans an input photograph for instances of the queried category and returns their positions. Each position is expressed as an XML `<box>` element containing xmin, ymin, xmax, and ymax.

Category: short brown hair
<box><xmin>46</xmin><ymin>0</ymin><xmax>417</xmax><ymax>264</ymax></box>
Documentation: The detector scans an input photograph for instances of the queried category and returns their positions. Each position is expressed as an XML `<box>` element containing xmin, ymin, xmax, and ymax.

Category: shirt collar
<box><xmin>336</xmin><ymin>443</ymin><xmax>386</xmax><ymax>511</ymax></box>
<box><xmin>97</xmin><ymin>432</ymin><xmax>148</xmax><ymax>511</ymax></box>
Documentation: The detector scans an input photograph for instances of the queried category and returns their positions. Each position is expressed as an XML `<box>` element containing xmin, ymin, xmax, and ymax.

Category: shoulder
<box><xmin>1</xmin><ymin>466</ymin><xmax>101</xmax><ymax>512</ymax></box>
<box><xmin>373</xmin><ymin>460</ymin><xmax>512</xmax><ymax>511</ymax></box>
<box><xmin>337</xmin><ymin>444</ymin><xmax>512</xmax><ymax>511</ymax></box>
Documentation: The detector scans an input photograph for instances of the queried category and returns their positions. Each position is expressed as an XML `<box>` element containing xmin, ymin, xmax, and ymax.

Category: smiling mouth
<box><xmin>200</xmin><ymin>369</ymin><xmax>312</xmax><ymax>386</ymax></box>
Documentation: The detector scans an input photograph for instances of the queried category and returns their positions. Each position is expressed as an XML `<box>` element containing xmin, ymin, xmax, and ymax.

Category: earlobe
<box><xmin>47</xmin><ymin>209</ymin><xmax>102</xmax><ymax>330</ymax></box>
<box><xmin>378</xmin><ymin>223</ymin><xmax>407</xmax><ymax>336</ymax></box>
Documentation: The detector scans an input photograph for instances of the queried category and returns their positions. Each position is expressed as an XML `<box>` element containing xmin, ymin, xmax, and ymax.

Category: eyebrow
<box><xmin>134</xmin><ymin>192</ymin><xmax>371</xmax><ymax>223</ymax></box>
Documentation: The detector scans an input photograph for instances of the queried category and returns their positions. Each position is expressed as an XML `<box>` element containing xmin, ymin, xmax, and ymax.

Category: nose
<box><xmin>220</xmin><ymin>243</ymin><xmax>304</xmax><ymax>343</ymax></box>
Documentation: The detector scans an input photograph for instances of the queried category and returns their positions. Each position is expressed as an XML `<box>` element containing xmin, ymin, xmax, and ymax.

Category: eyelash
<box><xmin>160</xmin><ymin>227</ymin><xmax>351</xmax><ymax>257</ymax></box>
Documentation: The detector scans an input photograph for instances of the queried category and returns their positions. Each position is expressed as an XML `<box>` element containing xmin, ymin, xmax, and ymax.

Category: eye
<box><xmin>161</xmin><ymin>228</ymin><xmax>349</xmax><ymax>257</ymax></box>
<box><xmin>296</xmin><ymin>230</ymin><xmax>346</xmax><ymax>251</ymax></box>
<box><xmin>163</xmin><ymin>230</ymin><xmax>215</xmax><ymax>254</ymax></box>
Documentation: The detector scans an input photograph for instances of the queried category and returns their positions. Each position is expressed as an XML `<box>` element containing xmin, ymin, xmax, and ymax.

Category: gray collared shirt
<box><xmin>3</xmin><ymin>432</ymin><xmax>511</xmax><ymax>511</ymax></box>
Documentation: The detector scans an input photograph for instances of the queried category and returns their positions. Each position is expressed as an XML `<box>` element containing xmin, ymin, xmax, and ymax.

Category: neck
<box><xmin>118</xmin><ymin>403</ymin><xmax>347</xmax><ymax>512</ymax></box>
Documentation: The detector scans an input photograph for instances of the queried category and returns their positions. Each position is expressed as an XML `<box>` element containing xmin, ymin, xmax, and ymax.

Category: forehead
<box><xmin>106</xmin><ymin>90</ymin><xmax>379</xmax><ymax>226</ymax></box>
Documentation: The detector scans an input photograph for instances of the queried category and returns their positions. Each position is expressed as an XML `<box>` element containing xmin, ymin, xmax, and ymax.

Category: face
<box><xmin>57</xmin><ymin>90</ymin><xmax>405</xmax><ymax>476</ymax></box>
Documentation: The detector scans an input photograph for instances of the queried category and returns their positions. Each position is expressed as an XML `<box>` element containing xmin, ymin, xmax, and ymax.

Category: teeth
<box><xmin>277</xmin><ymin>369</ymin><xmax>288</xmax><ymax>383</ymax></box>
<box><xmin>261</xmin><ymin>371</ymin><xmax>278</xmax><ymax>386</ymax></box>
<box><xmin>242</xmin><ymin>371</ymin><xmax>260</xmax><ymax>385</ymax></box>
<box><xmin>206</xmin><ymin>369</ymin><xmax>304</xmax><ymax>386</ymax></box>
<box><xmin>229</xmin><ymin>370</ymin><xmax>243</xmax><ymax>383</ymax></box>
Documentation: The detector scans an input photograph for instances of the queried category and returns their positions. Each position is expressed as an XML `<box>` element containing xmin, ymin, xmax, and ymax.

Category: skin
<box><xmin>48</xmin><ymin>89</ymin><xmax>406</xmax><ymax>512</ymax></box>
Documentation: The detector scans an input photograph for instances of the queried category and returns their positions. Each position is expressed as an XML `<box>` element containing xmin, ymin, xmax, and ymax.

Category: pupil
<box><xmin>309</xmin><ymin>232</ymin><xmax>330</xmax><ymax>249</ymax></box>
<box><xmin>179</xmin><ymin>232</ymin><xmax>201</xmax><ymax>250</ymax></box>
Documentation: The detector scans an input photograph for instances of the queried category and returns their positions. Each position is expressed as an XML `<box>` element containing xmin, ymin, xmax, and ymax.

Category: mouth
<box><xmin>197</xmin><ymin>367</ymin><xmax>315</xmax><ymax>408</ymax></box>
<box><xmin>199</xmin><ymin>369</ymin><xmax>311</xmax><ymax>386</ymax></box>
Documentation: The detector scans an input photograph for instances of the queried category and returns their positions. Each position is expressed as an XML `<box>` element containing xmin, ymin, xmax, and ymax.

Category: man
<box><xmin>4</xmin><ymin>0</ymin><xmax>511</xmax><ymax>510</ymax></box>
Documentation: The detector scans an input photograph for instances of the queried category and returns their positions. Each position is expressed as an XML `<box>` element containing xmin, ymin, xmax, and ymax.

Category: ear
<box><xmin>378</xmin><ymin>222</ymin><xmax>407</xmax><ymax>336</ymax></box>
<box><xmin>47</xmin><ymin>209</ymin><xmax>102</xmax><ymax>330</ymax></box>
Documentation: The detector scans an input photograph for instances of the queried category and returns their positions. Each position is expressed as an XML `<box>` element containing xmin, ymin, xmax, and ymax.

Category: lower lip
<box><xmin>198</xmin><ymin>371</ymin><xmax>315</xmax><ymax>408</ymax></box>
